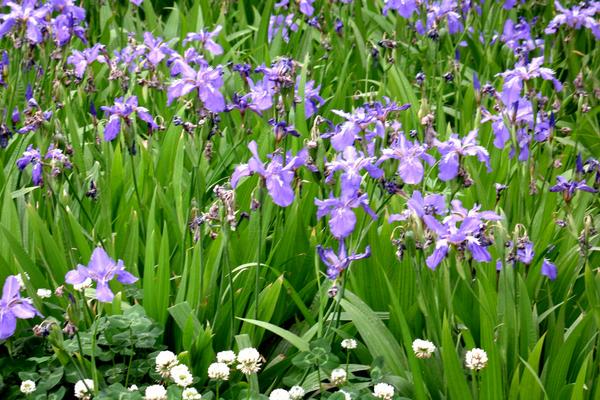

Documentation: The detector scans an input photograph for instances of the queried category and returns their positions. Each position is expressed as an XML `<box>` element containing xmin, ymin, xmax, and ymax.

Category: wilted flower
<box><xmin>20</xmin><ymin>380</ymin><xmax>36</xmax><ymax>394</ymax></box>
<box><xmin>341</xmin><ymin>338</ymin><xmax>357</xmax><ymax>350</ymax></box>
<box><xmin>0</xmin><ymin>275</ymin><xmax>43</xmax><ymax>340</ymax></box>
<box><xmin>74</xmin><ymin>379</ymin><xmax>94</xmax><ymax>400</ymax></box>
<box><xmin>208</xmin><ymin>362</ymin><xmax>230</xmax><ymax>380</ymax></box>
<box><xmin>373</xmin><ymin>382</ymin><xmax>395</xmax><ymax>399</ymax></box>
<box><xmin>65</xmin><ymin>247</ymin><xmax>138</xmax><ymax>303</ymax></box>
<box><xmin>170</xmin><ymin>364</ymin><xmax>194</xmax><ymax>387</ymax></box>
<box><xmin>412</xmin><ymin>339</ymin><xmax>436</xmax><ymax>359</ymax></box>
<box><xmin>216</xmin><ymin>350</ymin><xmax>236</xmax><ymax>365</ymax></box>
<box><xmin>237</xmin><ymin>347</ymin><xmax>262</xmax><ymax>374</ymax></box>
<box><xmin>144</xmin><ymin>384</ymin><xmax>167</xmax><ymax>400</ymax></box>
<box><xmin>330</xmin><ymin>368</ymin><xmax>347</xmax><ymax>386</ymax></box>
<box><xmin>465</xmin><ymin>348</ymin><xmax>488</xmax><ymax>370</ymax></box>
<box><xmin>269</xmin><ymin>389</ymin><xmax>291</xmax><ymax>400</ymax></box>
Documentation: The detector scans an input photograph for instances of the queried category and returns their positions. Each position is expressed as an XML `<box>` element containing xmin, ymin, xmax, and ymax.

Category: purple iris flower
<box><xmin>113</xmin><ymin>44</ymin><xmax>146</xmax><ymax>73</ymax></box>
<box><xmin>446</xmin><ymin>200</ymin><xmax>501</xmax><ymax>224</ymax></box>
<box><xmin>326</xmin><ymin>146</ymin><xmax>383</xmax><ymax>195</ymax></box>
<box><xmin>497</xmin><ymin>57</ymin><xmax>563</xmax><ymax>107</ymax></box>
<box><xmin>326</xmin><ymin>108</ymin><xmax>383</xmax><ymax>151</ymax></box>
<box><xmin>65</xmin><ymin>247</ymin><xmax>138</xmax><ymax>303</ymax></box>
<box><xmin>268</xmin><ymin>14</ymin><xmax>299</xmax><ymax>43</ymax></box>
<box><xmin>0</xmin><ymin>0</ymin><xmax>51</xmax><ymax>44</ymax></box>
<box><xmin>100</xmin><ymin>96</ymin><xmax>158</xmax><ymax>141</ymax></box>
<box><xmin>256</xmin><ymin>58</ymin><xmax>296</xmax><ymax>89</ymax></box>
<box><xmin>516</xmin><ymin>240</ymin><xmax>534</xmax><ymax>264</ymax></box>
<box><xmin>269</xmin><ymin>119</ymin><xmax>300</xmax><ymax>141</ymax></box>
<box><xmin>231</xmin><ymin>141</ymin><xmax>307</xmax><ymax>207</ymax></box>
<box><xmin>501</xmin><ymin>18</ymin><xmax>543</xmax><ymax>55</ymax></box>
<box><xmin>388</xmin><ymin>191</ymin><xmax>446</xmax><ymax>222</ymax></box>
<box><xmin>142</xmin><ymin>32</ymin><xmax>175</xmax><ymax>67</ymax></box>
<box><xmin>245</xmin><ymin>76</ymin><xmax>275</xmax><ymax>113</ymax></box>
<box><xmin>378</xmin><ymin>134</ymin><xmax>435</xmax><ymax>184</ymax></box>
<box><xmin>0</xmin><ymin>51</ymin><xmax>8</xmax><ymax>86</ymax></box>
<box><xmin>549</xmin><ymin>175</ymin><xmax>598</xmax><ymax>202</ymax></box>
<box><xmin>541</xmin><ymin>259</ymin><xmax>557</xmax><ymax>280</ymax></box>
<box><xmin>416</xmin><ymin>0</ymin><xmax>463</xmax><ymax>36</ymax></box>
<box><xmin>317</xmin><ymin>241</ymin><xmax>371</xmax><ymax>280</ymax></box>
<box><xmin>130</xmin><ymin>0</ymin><xmax>144</xmax><ymax>6</ymax></box>
<box><xmin>382</xmin><ymin>0</ymin><xmax>419</xmax><ymax>18</ymax></box>
<box><xmin>545</xmin><ymin>1</ymin><xmax>600</xmax><ymax>39</ymax></box>
<box><xmin>50</xmin><ymin>0</ymin><xmax>86</xmax><ymax>21</ymax></box>
<box><xmin>295</xmin><ymin>76</ymin><xmax>325</xmax><ymax>119</ymax></box>
<box><xmin>299</xmin><ymin>0</ymin><xmax>315</xmax><ymax>16</ymax></box>
<box><xmin>0</xmin><ymin>275</ymin><xmax>42</xmax><ymax>340</ymax></box>
<box><xmin>166</xmin><ymin>60</ymin><xmax>225</xmax><ymax>113</ymax></box>
<box><xmin>423</xmin><ymin>215</ymin><xmax>491</xmax><ymax>270</ymax></box>
<box><xmin>183</xmin><ymin>26</ymin><xmax>224</xmax><ymax>56</ymax></box>
<box><xmin>16</xmin><ymin>145</ymin><xmax>43</xmax><ymax>186</ymax></box>
<box><xmin>45</xmin><ymin>144</ymin><xmax>72</xmax><ymax>176</ymax></box>
<box><xmin>52</xmin><ymin>13</ymin><xmax>87</xmax><ymax>46</ymax></box>
<box><xmin>435</xmin><ymin>130</ymin><xmax>490</xmax><ymax>181</ymax></box>
<box><xmin>67</xmin><ymin>44</ymin><xmax>106</xmax><ymax>79</ymax></box>
<box><xmin>315</xmin><ymin>190</ymin><xmax>377</xmax><ymax>239</ymax></box>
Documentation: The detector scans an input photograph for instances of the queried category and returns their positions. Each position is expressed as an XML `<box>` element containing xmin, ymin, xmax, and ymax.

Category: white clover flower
<box><xmin>373</xmin><ymin>383</ymin><xmax>395</xmax><ymax>399</ymax></box>
<box><xmin>144</xmin><ymin>384</ymin><xmax>167</xmax><ymax>400</ymax></box>
<box><xmin>20</xmin><ymin>380</ymin><xmax>36</xmax><ymax>394</ymax></box>
<box><xmin>128</xmin><ymin>384</ymin><xmax>139</xmax><ymax>391</ymax></box>
<box><xmin>208</xmin><ymin>362</ymin><xmax>230</xmax><ymax>380</ymax></box>
<box><xmin>269</xmin><ymin>388</ymin><xmax>290</xmax><ymax>400</ymax></box>
<box><xmin>330</xmin><ymin>368</ymin><xmax>347</xmax><ymax>386</ymax></box>
<box><xmin>36</xmin><ymin>288</ymin><xmax>52</xmax><ymax>298</ymax></box>
<box><xmin>73</xmin><ymin>277</ymin><xmax>93</xmax><ymax>292</ymax></box>
<box><xmin>412</xmin><ymin>339</ymin><xmax>436</xmax><ymax>359</ymax></box>
<box><xmin>155</xmin><ymin>350</ymin><xmax>178</xmax><ymax>377</ymax></box>
<box><xmin>74</xmin><ymin>379</ymin><xmax>94</xmax><ymax>400</ymax></box>
<box><xmin>170</xmin><ymin>364</ymin><xmax>194</xmax><ymax>387</ymax></box>
<box><xmin>337</xmin><ymin>390</ymin><xmax>352</xmax><ymax>400</ymax></box>
<box><xmin>341</xmin><ymin>338</ymin><xmax>357</xmax><ymax>350</ymax></box>
<box><xmin>236</xmin><ymin>347</ymin><xmax>262</xmax><ymax>375</ymax></box>
<box><xmin>216</xmin><ymin>350</ymin><xmax>236</xmax><ymax>365</ymax></box>
<box><xmin>182</xmin><ymin>387</ymin><xmax>202</xmax><ymax>400</ymax></box>
<box><xmin>289</xmin><ymin>385</ymin><xmax>305</xmax><ymax>399</ymax></box>
<box><xmin>465</xmin><ymin>348</ymin><xmax>488</xmax><ymax>370</ymax></box>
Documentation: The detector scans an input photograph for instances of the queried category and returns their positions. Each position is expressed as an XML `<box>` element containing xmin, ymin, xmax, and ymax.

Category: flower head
<box><xmin>341</xmin><ymin>338</ymin><xmax>357</xmax><ymax>350</ymax></box>
<box><xmin>465</xmin><ymin>348</ymin><xmax>488</xmax><ymax>370</ymax></box>
<box><xmin>541</xmin><ymin>259</ymin><xmax>557</xmax><ymax>280</ymax></box>
<box><xmin>237</xmin><ymin>347</ymin><xmax>262</xmax><ymax>374</ymax></box>
<box><xmin>0</xmin><ymin>275</ymin><xmax>42</xmax><ymax>340</ymax></box>
<box><xmin>170</xmin><ymin>364</ymin><xmax>194</xmax><ymax>387</ymax></box>
<box><xmin>100</xmin><ymin>96</ymin><xmax>158</xmax><ymax>141</ymax></box>
<box><xmin>65</xmin><ymin>247</ymin><xmax>138</xmax><ymax>303</ymax></box>
<box><xmin>270</xmin><ymin>389</ymin><xmax>291</xmax><ymax>400</ymax></box>
<box><xmin>144</xmin><ymin>384</ymin><xmax>167</xmax><ymax>400</ymax></box>
<box><xmin>182</xmin><ymin>388</ymin><xmax>202</xmax><ymax>400</ymax></box>
<box><xmin>549</xmin><ymin>176</ymin><xmax>597</xmax><ymax>202</ymax></box>
<box><xmin>20</xmin><ymin>379</ymin><xmax>36</xmax><ymax>394</ymax></box>
<box><xmin>216</xmin><ymin>350</ymin><xmax>236</xmax><ymax>365</ymax></box>
<box><xmin>208</xmin><ymin>362</ymin><xmax>230</xmax><ymax>380</ymax></box>
<box><xmin>330</xmin><ymin>368</ymin><xmax>347</xmax><ymax>386</ymax></box>
<box><xmin>317</xmin><ymin>241</ymin><xmax>370</xmax><ymax>280</ymax></box>
<box><xmin>289</xmin><ymin>386</ymin><xmax>305</xmax><ymax>399</ymax></box>
<box><xmin>167</xmin><ymin>60</ymin><xmax>225</xmax><ymax>113</ymax></box>
<box><xmin>74</xmin><ymin>379</ymin><xmax>94</xmax><ymax>400</ymax></box>
<box><xmin>184</xmin><ymin>26</ymin><xmax>223</xmax><ymax>55</ymax></box>
<box><xmin>373</xmin><ymin>382</ymin><xmax>395</xmax><ymax>399</ymax></box>
<box><xmin>155</xmin><ymin>350</ymin><xmax>178</xmax><ymax>377</ymax></box>
<box><xmin>412</xmin><ymin>339</ymin><xmax>436</xmax><ymax>359</ymax></box>
<box><xmin>434</xmin><ymin>130</ymin><xmax>490</xmax><ymax>181</ymax></box>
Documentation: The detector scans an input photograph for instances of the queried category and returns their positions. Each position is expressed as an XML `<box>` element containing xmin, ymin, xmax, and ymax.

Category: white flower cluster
<box><xmin>74</xmin><ymin>379</ymin><xmax>94</xmax><ymax>400</ymax></box>
<box><xmin>465</xmin><ymin>348</ymin><xmax>488</xmax><ymax>370</ymax></box>
<box><xmin>289</xmin><ymin>385</ymin><xmax>305</xmax><ymax>399</ymax></box>
<box><xmin>330</xmin><ymin>368</ymin><xmax>347</xmax><ymax>386</ymax></box>
<box><xmin>145</xmin><ymin>350</ymin><xmax>200</xmax><ymax>400</ymax></box>
<box><xmin>412</xmin><ymin>339</ymin><xmax>436</xmax><ymax>359</ymax></box>
<box><xmin>20</xmin><ymin>380</ymin><xmax>36</xmax><ymax>395</ymax></box>
<box><xmin>373</xmin><ymin>382</ymin><xmax>395</xmax><ymax>399</ymax></box>
<box><xmin>144</xmin><ymin>384</ymin><xmax>167</xmax><ymax>400</ymax></box>
<box><xmin>341</xmin><ymin>338</ymin><xmax>357</xmax><ymax>350</ymax></box>
<box><xmin>269</xmin><ymin>388</ymin><xmax>291</xmax><ymax>400</ymax></box>
<box><xmin>236</xmin><ymin>347</ymin><xmax>262</xmax><ymax>375</ymax></box>
<box><xmin>208</xmin><ymin>362</ymin><xmax>230</xmax><ymax>380</ymax></box>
